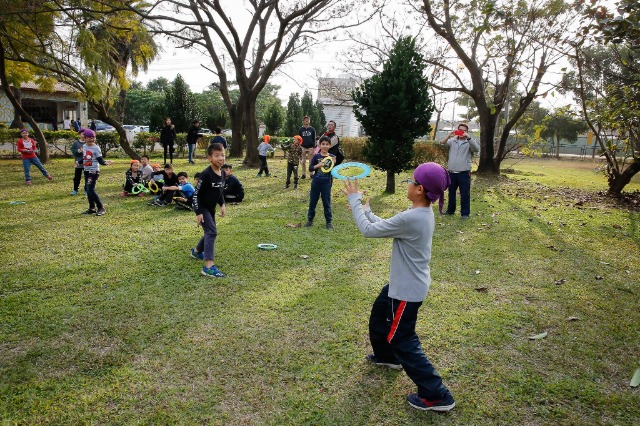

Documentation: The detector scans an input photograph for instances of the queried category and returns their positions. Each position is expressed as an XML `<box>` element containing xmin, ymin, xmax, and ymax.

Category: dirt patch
<box><xmin>549</xmin><ymin>187</ymin><xmax>640</xmax><ymax>212</ymax></box>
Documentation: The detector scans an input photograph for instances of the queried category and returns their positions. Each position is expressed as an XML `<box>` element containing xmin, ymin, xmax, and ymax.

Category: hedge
<box><xmin>340</xmin><ymin>137</ymin><xmax>448</xmax><ymax>166</ymax></box>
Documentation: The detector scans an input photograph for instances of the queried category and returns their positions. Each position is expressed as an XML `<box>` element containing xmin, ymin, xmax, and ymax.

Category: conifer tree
<box><xmin>352</xmin><ymin>36</ymin><xmax>433</xmax><ymax>193</ymax></box>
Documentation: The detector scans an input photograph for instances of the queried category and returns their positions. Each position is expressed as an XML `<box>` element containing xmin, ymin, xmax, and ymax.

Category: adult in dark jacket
<box><xmin>326</xmin><ymin>120</ymin><xmax>344</xmax><ymax>165</ymax></box>
<box><xmin>160</xmin><ymin>117</ymin><xmax>177</xmax><ymax>164</ymax></box>
<box><xmin>186</xmin><ymin>120</ymin><xmax>200</xmax><ymax>164</ymax></box>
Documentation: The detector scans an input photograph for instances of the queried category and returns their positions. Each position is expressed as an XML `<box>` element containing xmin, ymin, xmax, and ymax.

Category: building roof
<box><xmin>0</xmin><ymin>81</ymin><xmax>78</xmax><ymax>94</ymax></box>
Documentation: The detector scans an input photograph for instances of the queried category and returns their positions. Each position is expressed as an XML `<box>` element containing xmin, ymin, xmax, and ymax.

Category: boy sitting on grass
<box><xmin>341</xmin><ymin>162</ymin><xmax>456</xmax><ymax>412</ymax></box>
<box><xmin>221</xmin><ymin>164</ymin><xmax>244</xmax><ymax>203</ymax></box>
<box><xmin>165</xmin><ymin>172</ymin><xmax>196</xmax><ymax>210</ymax></box>
<box><xmin>149</xmin><ymin>163</ymin><xmax>179</xmax><ymax>206</ymax></box>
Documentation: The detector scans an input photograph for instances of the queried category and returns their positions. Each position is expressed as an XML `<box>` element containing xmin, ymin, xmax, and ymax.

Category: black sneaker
<box><xmin>284</xmin><ymin>185</ymin><xmax>290</xmax><ymax>189</ymax></box>
<box><xmin>96</xmin><ymin>208</ymin><xmax>106</xmax><ymax>216</ymax></box>
<box><xmin>406</xmin><ymin>392</ymin><xmax>455</xmax><ymax>412</ymax></box>
<box><xmin>365</xmin><ymin>354</ymin><xmax>402</xmax><ymax>370</ymax></box>
<box><xmin>303</xmin><ymin>221</ymin><xmax>313</xmax><ymax>227</ymax></box>
<box><xmin>326</xmin><ymin>223</ymin><xmax>334</xmax><ymax>230</ymax></box>
<box><xmin>301</xmin><ymin>175</ymin><xmax>306</xmax><ymax>179</ymax></box>
<box><xmin>81</xmin><ymin>209</ymin><xmax>97</xmax><ymax>215</ymax></box>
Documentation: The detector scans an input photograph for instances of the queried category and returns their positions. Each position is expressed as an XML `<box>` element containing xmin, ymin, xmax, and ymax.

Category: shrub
<box><xmin>95</xmin><ymin>131</ymin><xmax>120</xmax><ymax>156</ymax></box>
<box><xmin>340</xmin><ymin>137</ymin><xmax>447</xmax><ymax>166</ymax></box>
<box><xmin>176</xmin><ymin>133</ymin><xmax>187</xmax><ymax>156</ymax></box>
<box><xmin>341</xmin><ymin>137</ymin><xmax>368</xmax><ymax>161</ymax></box>
<box><xmin>42</xmin><ymin>130</ymin><xmax>77</xmax><ymax>156</ymax></box>
<box><xmin>412</xmin><ymin>141</ymin><xmax>448</xmax><ymax>166</ymax></box>
<box><xmin>134</xmin><ymin>132</ymin><xmax>159</xmax><ymax>154</ymax></box>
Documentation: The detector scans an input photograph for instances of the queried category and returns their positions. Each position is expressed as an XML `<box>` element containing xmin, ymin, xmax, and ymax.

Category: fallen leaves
<box><xmin>631</xmin><ymin>369</ymin><xmax>640</xmax><ymax>388</ymax></box>
<box><xmin>285</xmin><ymin>223</ymin><xmax>301</xmax><ymax>228</ymax></box>
<box><xmin>529</xmin><ymin>332</ymin><xmax>548</xmax><ymax>340</ymax></box>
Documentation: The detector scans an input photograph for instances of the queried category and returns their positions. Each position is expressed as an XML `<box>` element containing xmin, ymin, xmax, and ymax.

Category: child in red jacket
<box><xmin>17</xmin><ymin>128</ymin><xmax>52</xmax><ymax>185</ymax></box>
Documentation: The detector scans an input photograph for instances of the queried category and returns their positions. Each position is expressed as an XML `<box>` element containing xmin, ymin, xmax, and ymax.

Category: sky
<box><xmin>138</xmin><ymin>38</ymin><xmax>327</xmax><ymax>103</ymax></box>
<box><xmin>136</xmin><ymin>2</ymin><xmax>576</xmax><ymax>123</ymax></box>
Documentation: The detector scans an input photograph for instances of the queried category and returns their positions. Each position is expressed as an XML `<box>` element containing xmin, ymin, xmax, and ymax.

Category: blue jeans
<box><xmin>196</xmin><ymin>210</ymin><xmax>217</xmax><ymax>261</ymax></box>
<box><xmin>307</xmin><ymin>178</ymin><xmax>332</xmax><ymax>223</ymax></box>
<box><xmin>446</xmin><ymin>171</ymin><xmax>471</xmax><ymax>216</ymax></box>
<box><xmin>22</xmin><ymin>157</ymin><xmax>49</xmax><ymax>181</ymax></box>
<box><xmin>369</xmin><ymin>284</ymin><xmax>450</xmax><ymax>400</ymax></box>
<box><xmin>84</xmin><ymin>171</ymin><xmax>103</xmax><ymax>210</ymax></box>
<box><xmin>188</xmin><ymin>143</ymin><xmax>195</xmax><ymax>162</ymax></box>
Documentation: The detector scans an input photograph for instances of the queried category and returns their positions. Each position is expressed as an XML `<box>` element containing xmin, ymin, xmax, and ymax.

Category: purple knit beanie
<box><xmin>83</xmin><ymin>129</ymin><xmax>96</xmax><ymax>138</ymax></box>
<box><xmin>413</xmin><ymin>162</ymin><xmax>450</xmax><ymax>214</ymax></box>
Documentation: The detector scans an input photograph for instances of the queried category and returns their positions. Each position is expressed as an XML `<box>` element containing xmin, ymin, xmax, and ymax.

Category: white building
<box><xmin>0</xmin><ymin>82</ymin><xmax>88</xmax><ymax>129</ymax></box>
<box><xmin>317</xmin><ymin>77</ymin><xmax>362</xmax><ymax>137</ymax></box>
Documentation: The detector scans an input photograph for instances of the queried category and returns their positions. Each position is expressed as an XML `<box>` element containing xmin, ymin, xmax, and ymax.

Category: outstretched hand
<box><xmin>341</xmin><ymin>178</ymin><xmax>370</xmax><ymax>208</ymax></box>
<box><xmin>340</xmin><ymin>177</ymin><xmax>361</xmax><ymax>196</ymax></box>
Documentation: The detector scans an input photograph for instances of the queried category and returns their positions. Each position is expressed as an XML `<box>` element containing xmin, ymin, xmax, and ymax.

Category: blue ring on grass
<box><xmin>331</xmin><ymin>162</ymin><xmax>371</xmax><ymax>180</ymax></box>
<box><xmin>257</xmin><ymin>243</ymin><xmax>278</xmax><ymax>250</ymax></box>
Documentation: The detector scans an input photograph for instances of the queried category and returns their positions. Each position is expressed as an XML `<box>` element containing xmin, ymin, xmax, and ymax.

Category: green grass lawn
<box><xmin>1</xmin><ymin>155</ymin><xmax>639</xmax><ymax>425</ymax></box>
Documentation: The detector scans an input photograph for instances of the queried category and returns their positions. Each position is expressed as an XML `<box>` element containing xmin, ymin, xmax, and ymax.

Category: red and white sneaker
<box><xmin>406</xmin><ymin>393</ymin><xmax>455</xmax><ymax>412</ymax></box>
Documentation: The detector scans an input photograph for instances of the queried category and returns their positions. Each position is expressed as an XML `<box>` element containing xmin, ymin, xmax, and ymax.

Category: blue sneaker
<box><xmin>70</xmin><ymin>190</ymin><xmax>78</xmax><ymax>195</ymax></box>
<box><xmin>406</xmin><ymin>392</ymin><xmax>455</xmax><ymax>412</ymax></box>
<box><xmin>190</xmin><ymin>248</ymin><xmax>204</xmax><ymax>260</ymax></box>
<box><xmin>201</xmin><ymin>265</ymin><xmax>226</xmax><ymax>278</ymax></box>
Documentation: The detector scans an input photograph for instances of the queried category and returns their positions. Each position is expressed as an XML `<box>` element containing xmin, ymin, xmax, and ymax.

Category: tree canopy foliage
<box><xmin>562</xmin><ymin>0</ymin><xmax>640</xmax><ymax>194</ymax></box>
<box><xmin>420</xmin><ymin>0</ymin><xmax>573</xmax><ymax>174</ymax></box>
<box><xmin>123</xmin><ymin>0</ymin><xmax>380</xmax><ymax>166</ymax></box>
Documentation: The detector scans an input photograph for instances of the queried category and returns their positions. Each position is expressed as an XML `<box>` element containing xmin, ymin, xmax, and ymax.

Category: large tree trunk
<box><xmin>229</xmin><ymin>99</ymin><xmax>244</xmax><ymax>158</ymax></box>
<box><xmin>242</xmin><ymin>98</ymin><xmax>260</xmax><ymax>167</ymax></box>
<box><xmin>91</xmin><ymin>102</ymin><xmax>139</xmax><ymax>160</ymax></box>
<box><xmin>608</xmin><ymin>160</ymin><xmax>640</xmax><ymax>195</ymax></box>
<box><xmin>476</xmin><ymin>110</ymin><xmax>499</xmax><ymax>174</ymax></box>
<box><xmin>385</xmin><ymin>170</ymin><xmax>395</xmax><ymax>193</ymax></box>
<box><xmin>10</xmin><ymin>87</ymin><xmax>23</xmax><ymax>128</ymax></box>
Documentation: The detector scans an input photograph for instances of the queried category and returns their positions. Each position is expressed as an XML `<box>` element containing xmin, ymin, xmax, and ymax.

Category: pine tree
<box><xmin>352</xmin><ymin>36</ymin><xmax>434</xmax><ymax>193</ymax></box>
<box><xmin>264</xmin><ymin>101</ymin><xmax>284</xmax><ymax>135</ymax></box>
<box><xmin>165</xmin><ymin>74</ymin><xmax>196</xmax><ymax>133</ymax></box>
<box><xmin>284</xmin><ymin>93</ymin><xmax>302</xmax><ymax>136</ymax></box>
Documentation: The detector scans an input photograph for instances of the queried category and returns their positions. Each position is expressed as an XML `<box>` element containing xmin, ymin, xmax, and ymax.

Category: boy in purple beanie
<box><xmin>341</xmin><ymin>162</ymin><xmax>454</xmax><ymax>412</ymax></box>
<box><xmin>81</xmin><ymin>129</ymin><xmax>113</xmax><ymax>216</ymax></box>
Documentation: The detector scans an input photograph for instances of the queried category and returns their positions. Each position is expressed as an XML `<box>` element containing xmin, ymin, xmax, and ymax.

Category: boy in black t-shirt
<box><xmin>191</xmin><ymin>143</ymin><xmax>227</xmax><ymax>277</ymax></box>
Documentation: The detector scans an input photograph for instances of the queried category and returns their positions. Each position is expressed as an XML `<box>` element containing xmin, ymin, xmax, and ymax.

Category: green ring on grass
<box><xmin>131</xmin><ymin>183</ymin><xmax>147</xmax><ymax>194</ymax></box>
<box><xmin>148</xmin><ymin>181</ymin><xmax>159</xmax><ymax>193</ymax></box>
<box><xmin>257</xmin><ymin>243</ymin><xmax>278</xmax><ymax>250</ymax></box>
